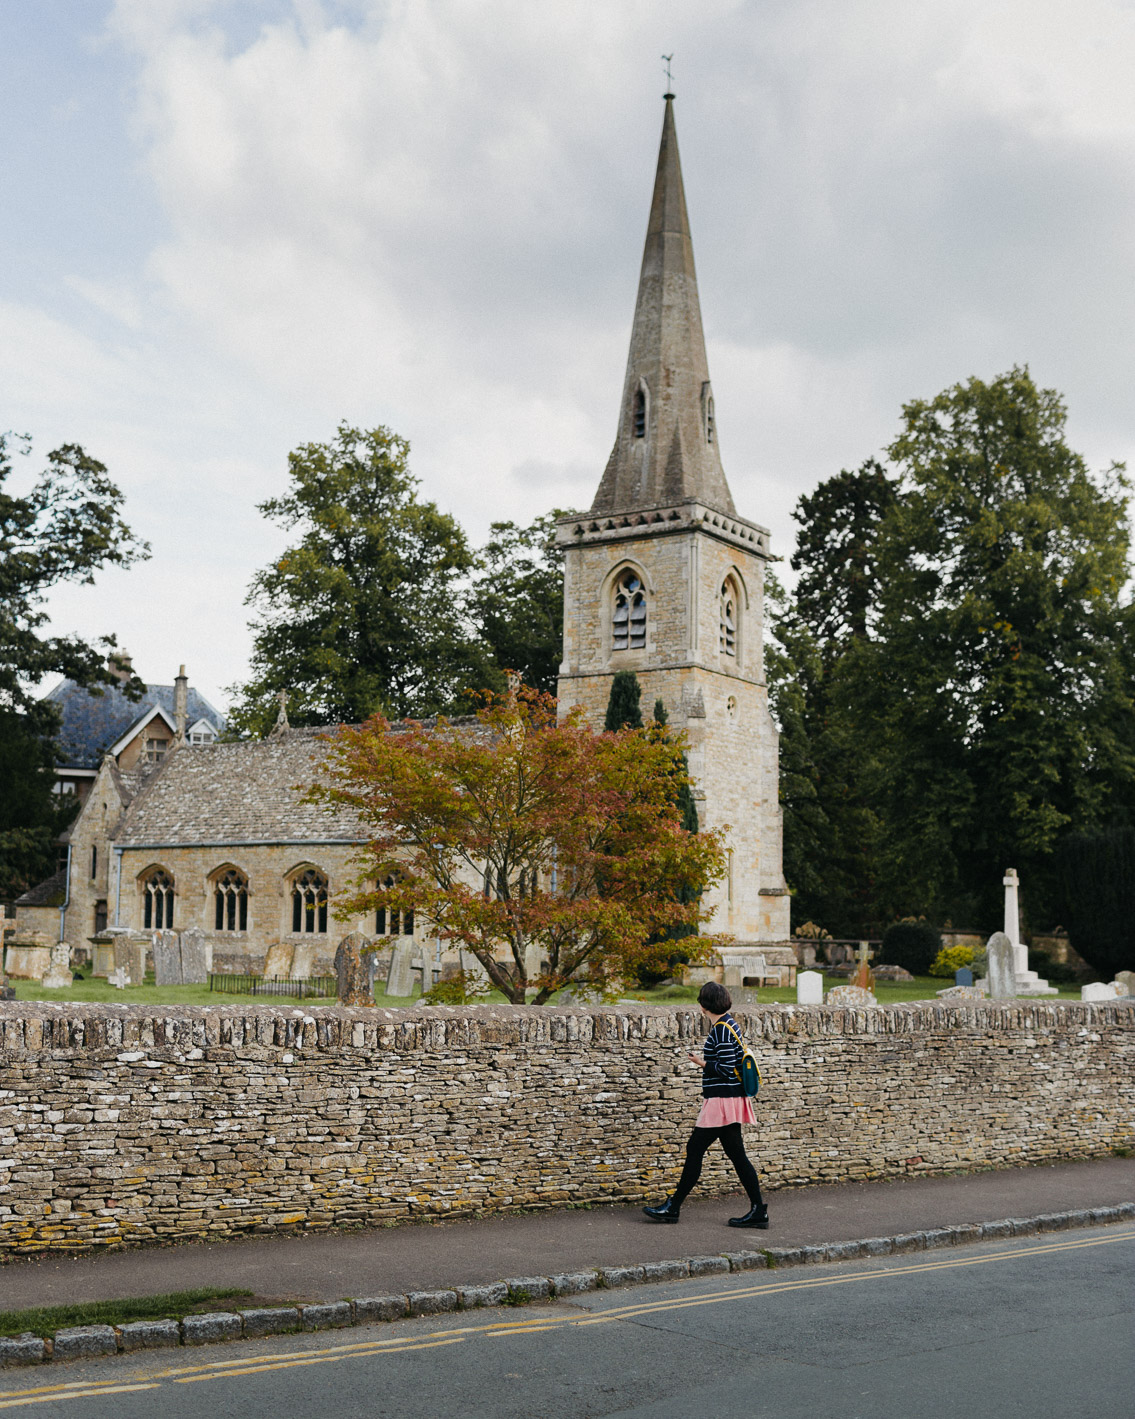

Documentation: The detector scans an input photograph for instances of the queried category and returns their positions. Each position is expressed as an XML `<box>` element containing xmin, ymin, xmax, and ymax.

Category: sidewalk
<box><xmin>3</xmin><ymin>1156</ymin><xmax>1132</xmax><ymax>1312</ymax></box>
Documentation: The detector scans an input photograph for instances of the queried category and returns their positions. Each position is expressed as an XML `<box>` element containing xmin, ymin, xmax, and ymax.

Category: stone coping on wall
<box><xmin>2</xmin><ymin>997</ymin><xmax>1133</xmax><ymax>1055</ymax></box>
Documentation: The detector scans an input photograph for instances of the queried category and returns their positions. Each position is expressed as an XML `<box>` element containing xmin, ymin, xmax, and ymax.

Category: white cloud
<box><xmin>5</xmin><ymin>0</ymin><xmax>1130</xmax><ymax>707</ymax></box>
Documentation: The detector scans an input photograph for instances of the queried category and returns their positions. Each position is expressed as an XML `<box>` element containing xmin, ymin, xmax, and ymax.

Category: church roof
<box><xmin>112</xmin><ymin>716</ymin><xmax>491</xmax><ymax>848</ymax></box>
<box><xmin>46</xmin><ymin>677</ymin><xmax>224</xmax><ymax>769</ymax></box>
<box><xmin>14</xmin><ymin>868</ymin><xmax>68</xmax><ymax>908</ymax></box>
<box><xmin>113</xmin><ymin>729</ymin><xmax>366</xmax><ymax>847</ymax></box>
<box><xmin>590</xmin><ymin>96</ymin><xmax>736</xmax><ymax>517</ymax></box>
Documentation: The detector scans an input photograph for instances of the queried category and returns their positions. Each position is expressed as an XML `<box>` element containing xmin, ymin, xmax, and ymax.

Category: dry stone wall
<box><xmin>1</xmin><ymin>1001</ymin><xmax>1132</xmax><ymax>1256</ymax></box>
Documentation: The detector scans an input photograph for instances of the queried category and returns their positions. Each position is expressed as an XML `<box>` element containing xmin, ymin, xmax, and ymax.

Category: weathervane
<box><xmin>662</xmin><ymin>53</ymin><xmax>674</xmax><ymax>95</ymax></box>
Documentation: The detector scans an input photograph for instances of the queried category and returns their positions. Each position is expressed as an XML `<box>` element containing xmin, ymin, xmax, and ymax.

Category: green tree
<box><xmin>768</xmin><ymin>512</ymin><xmax>886</xmax><ymax>938</ymax></box>
<box><xmin>228</xmin><ymin>424</ymin><xmax>487</xmax><ymax>735</ymax></box>
<box><xmin>467</xmin><ymin>514</ymin><xmax>564</xmax><ymax>696</ymax></box>
<box><xmin>0</xmin><ymin>434</ymin><xmax>148</xmax><ymax>896</ymax></box>
<box><xmin>604</xmin><ymin>670</ymin><xmax>643</xmax><ymax>731</ymax></box>
<box><xmin>844</xmin><ymin>367</ymin><xmax>1133</xmax><ymax>925</ymax></box>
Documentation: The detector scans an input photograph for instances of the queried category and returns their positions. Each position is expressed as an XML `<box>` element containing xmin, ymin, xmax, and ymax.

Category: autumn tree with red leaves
<box><xmin>314</xmin><ymin>687</ymin><xmax>724</xmax><ymax>1003</ymax></box>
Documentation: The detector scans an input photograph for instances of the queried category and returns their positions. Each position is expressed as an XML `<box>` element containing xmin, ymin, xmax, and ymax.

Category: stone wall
<box><xmin>1</xmin><ymin>1000</ymin><xmax>1132</xmax><ymax>1256</ymax></box>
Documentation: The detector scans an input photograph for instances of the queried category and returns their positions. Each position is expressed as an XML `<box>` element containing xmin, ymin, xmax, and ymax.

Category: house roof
<box><xmin>46</xmin><ymin>678</ymin><xmax>225</xmax><ymax>769</ymax></box>
<box><xmin>15</xmin><ymin>868</ymin><xmax>68</xmax><ymax>908</ymax></box>
<box><xmin>114</xmin><ymin>728</ymin><xmax>369</xmax><ymax>847</ymax></box>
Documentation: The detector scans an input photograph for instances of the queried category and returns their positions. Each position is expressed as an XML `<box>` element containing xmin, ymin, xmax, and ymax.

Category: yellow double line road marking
<box><xmin>1</xmin><ymin>1230</ymin><xmax>1130</xmax><ymax>1405</ymax></box>
<box><xmin>0</xmin><ymin>1381</ymin><xmax>159</xmax><ymax>1411</ymax></box>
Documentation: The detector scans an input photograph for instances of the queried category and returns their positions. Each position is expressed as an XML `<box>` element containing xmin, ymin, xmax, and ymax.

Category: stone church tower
<box><xmin>556</xmin><ymin>96</ymin><xmax>790</xmax><ymax>944</ymax></box>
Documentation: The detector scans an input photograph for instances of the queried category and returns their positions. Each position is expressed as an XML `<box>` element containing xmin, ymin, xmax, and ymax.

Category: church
<box><xmin>10</xmin><ymin>96</ymin><xmax>789</xmax><ymax>974</ymax></box>
<box><xmin>556</xmin><ymin>94</ymin><xmax>789</xmax><ymax>945</ymax></box>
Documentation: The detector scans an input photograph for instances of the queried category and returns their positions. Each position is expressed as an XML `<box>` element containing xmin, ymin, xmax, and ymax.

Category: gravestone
<box><xmin>387</xmin><ymin>942</ymin><xmax>414</xmax><ymax>998</ymax></box>
<box><xmin>290</xmin><ymin>941</ymin><xmax>316</xmax><ymax>978</ymax></box>
<box><xmin>41</xmin><ymin>942</ymin><xmax>74</xmax><ymax>989</ymax></box>
<box><xmin>825</xmin><ymin>983</ymin><xmax>877</xmax><ymax>1008</ymax></box>
<box><xmin>1081</xmin><ymin>981</ymin><xmax>1120</xmax><ymax>1002</ymax></box>
<box><xmin>796</xmin><ymin>970</ymin><xmax>823</xmax><ymax>1005</ymax></box>
<box><xmin>955</xmin><ymin>967</ymin><xmax>974</xmax><ymax>987</ymax></box>
<box><xmin>109</xmin><ymin>966</ymin><xmax>129</xmax><ymax>989</ymax></box>
<box><xmin>1114</xmin><ymin>970</ymin><xmax>1135</xmax><ymax>996</ymax></box>
<box><xmin>114</xmin><ymin>937</ymin><xmax>147</xmax><ymax>988</ymax></box>
<box><xmin>3</xmin><ymin>944</ymin><xmax>50</xmax><ymax>980</ymax></box>
<box><xmin>986</xmin><ymin>932</ymin><xmax>1016</xmax><ymax>999</ymax></box>
<box><xmin>263</xmin><ymin>941</ymin><xmax>294</xmax><ymax>979</ymax></box>
<box><xmin>180</xmin><ymin>929</ymin><xmax>209</xmax><ymax>985</ymax></box>
<box><xmin>936</xmin><ymin>984</ymin><xmax>985</xmax><ymax>1000</ymax></box>
<box><xmin>459</xmin><ymin>949</ymin><xmax>490</xmax><ymax>985</ymax></box>
<box><xmin>524</xmin><ymin>943</ymin><xmax>543</xmax><ymax>991</ymax></box>
<box><xmin>335</xmin><ymin>933</ymin><xmax>373</xmax><ymax>1006</ymax></box>
<box><xmin>152</xmin><ymin>931</ymin><xmax>183</xmax><ymax>986</ymax></box>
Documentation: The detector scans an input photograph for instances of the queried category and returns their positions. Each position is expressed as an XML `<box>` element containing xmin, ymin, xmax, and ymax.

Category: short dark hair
<box><xmin>697</xmin><ymin>981</ymin><xmax>731</xmax><ymax>1014</ymax></box>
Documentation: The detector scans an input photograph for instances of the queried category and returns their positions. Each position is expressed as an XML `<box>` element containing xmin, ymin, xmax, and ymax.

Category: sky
<box><xmin>3</xmin><ymin>0</ymin><xmax>1134</xmax><ymax>712</ymax></box>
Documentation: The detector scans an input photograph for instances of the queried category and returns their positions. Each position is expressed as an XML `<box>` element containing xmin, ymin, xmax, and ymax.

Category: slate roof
<box><xmin>46</xmin><ymin>679</ymin><xmax>225</xmax><ymax>769</ymax></box>
<box><xmin>114</xmin><ymin>729</ymin><xmax>368</xmax><ymax>846</ymax></box>
<box><xmin>15</xmin><ymin>868</ymin><xmax>68</xmax><ymax>908</ymax></box>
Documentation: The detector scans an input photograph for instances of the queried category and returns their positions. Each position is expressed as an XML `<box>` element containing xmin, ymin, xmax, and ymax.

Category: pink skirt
<box><xmin>696</xmin><ymin>1095</ymin><xmax>758</xmax><ymax>1128</ymax></box>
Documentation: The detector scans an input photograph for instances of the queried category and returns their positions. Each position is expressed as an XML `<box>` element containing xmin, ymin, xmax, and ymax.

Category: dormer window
<box><xmin>145</xmin><ymin>736</ymin><xmax>169</xmax><ymax>764</ymax></box>
<box><xmin>720</xmin><ymin>580</ymin><xmax>736</xmax><ymax>656</ymax></box>
<box><xmin>632</xmin><ymin>389</ymin><xmax>646</xmax><ymax>439</ymax></box>
<box><xmin>613</xmin><ymin>570</ymin><xmax>647</xmax><ymax>651</ymax></box>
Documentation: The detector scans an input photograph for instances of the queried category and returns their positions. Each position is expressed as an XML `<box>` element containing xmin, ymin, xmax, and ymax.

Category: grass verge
<box><xmin>0</xmin><ymin>1287</ymin><xmax>254</xmax><ymax>1338</ymax></box>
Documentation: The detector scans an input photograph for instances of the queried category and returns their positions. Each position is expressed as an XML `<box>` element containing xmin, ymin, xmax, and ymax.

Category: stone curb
<box><xmin>1</xmin><ymin>1202</ymin><xmax>1131</xmax><ymax>1368</ymax></box>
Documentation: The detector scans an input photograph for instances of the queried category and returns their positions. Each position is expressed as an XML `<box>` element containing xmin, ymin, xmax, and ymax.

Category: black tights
<box><xmin>670</xmin><ymin>1123</ymin><xmax>763</xmax><ymax>1208</ymax></box>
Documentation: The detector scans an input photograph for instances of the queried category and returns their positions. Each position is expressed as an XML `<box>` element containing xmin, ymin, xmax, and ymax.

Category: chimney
<box><xmin>174</xmin><ymin>665</ymin><xmax>188</xmax><ymax>742</ymax></box>
<box><xmin>108</xmin><ymin>650</ymin><xmax>133</xmax><ymax>684</ymax></box>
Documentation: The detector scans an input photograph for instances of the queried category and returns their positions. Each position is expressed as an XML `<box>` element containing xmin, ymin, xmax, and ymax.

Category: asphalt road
<box><xmin>2</xmin><ymin>1225</ymin><xmax>1131</xmax><ymax>1419</ymax></box>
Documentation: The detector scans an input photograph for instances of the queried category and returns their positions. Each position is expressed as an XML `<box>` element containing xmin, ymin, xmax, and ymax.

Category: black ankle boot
<box><xmin>728</xmin><ymin>1203</ymin><xmax>769</xmax><ymax>1229</ymax></box>
<box><xmin>643</xmin><ymin>1199</ymin><xmax>681</xmax><ymax>1223</ymax></box>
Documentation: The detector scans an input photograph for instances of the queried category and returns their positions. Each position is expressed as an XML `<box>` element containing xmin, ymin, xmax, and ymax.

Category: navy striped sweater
<box><xmin>701</xmin><ymin>1014</ymin><xmax>745</xmax><ymax>1098</ymax></box>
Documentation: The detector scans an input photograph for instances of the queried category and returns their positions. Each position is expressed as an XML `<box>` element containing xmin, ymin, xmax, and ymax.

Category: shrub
<box><xmin>879</xmin><ymin>918</ymin><xmax>940</xmax><ymax>976</ymax></box>
<box><xmin>929</xmin><ymin>944</ymin><xmax>976</xmax><ymax>978</ymax></box>
<box><xmin>420</xmin><ymin>970</ymin><xmax>490</xmax><ymax>1005</ymax></box>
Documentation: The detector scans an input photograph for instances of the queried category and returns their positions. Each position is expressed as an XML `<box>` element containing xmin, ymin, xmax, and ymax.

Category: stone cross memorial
<box><xmin>986</xmin><ymin>931</ymin><xmax>1016</xmax><ymax>1000</ymax></box>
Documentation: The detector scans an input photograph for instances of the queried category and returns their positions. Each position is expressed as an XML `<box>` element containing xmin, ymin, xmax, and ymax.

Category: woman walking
<box><xmin>643</xmin><ymin>981</ymin><xmax>768</xmax><ymax>1228</ymax></box>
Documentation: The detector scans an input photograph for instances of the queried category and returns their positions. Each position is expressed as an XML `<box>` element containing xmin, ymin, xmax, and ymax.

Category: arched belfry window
<box><xmin>291</xmin><ymin>868</ymin><xmax>328</xmax><ymax>934</ymax></box>
<box><xmin>214</xmin><ymin>868</ymin><xmax>249</xmax><ymax>932</ymax></box>
<box><xmin>632</xmin><ymin>388</ymin><xmax>646</xmax><ymax>439</ymax></box>
<box><xmin>613</xmin><ymin>570</ymin><xmax>647</xmax><ymax>651</ymax></box>
<box><xmin>142</xmin><ymin>868</ymin><xmax>175</xmax><ymax>929</ymax></box>
<box><xmin>720</xmin><ymin>580</ymin><xmax>737</xmax><ymax>657</ymax></box>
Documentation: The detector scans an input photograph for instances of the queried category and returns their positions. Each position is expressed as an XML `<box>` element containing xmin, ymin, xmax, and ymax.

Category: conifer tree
<box><xmin>604</xmin><ymin>671</ymin><xmax>643</xmax><ymax>731</ymax></box>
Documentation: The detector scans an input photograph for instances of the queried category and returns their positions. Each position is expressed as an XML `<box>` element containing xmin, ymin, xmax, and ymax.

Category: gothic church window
<box><xmin>632</xmin><ymin>389</ymin><xmax>646</xmax><ymax>438</ymax></box>
<box><xmin>719</xmin><ymin>581</ymin><xmax>736</xmax><ymax>656</ymax></box>
<box><xmin>142</xmin><ymin>869</ymin><xmax>175</xmax><ymax>929</ymax></box>
<box><xmin>706</xmin><ymin>396</ymin><xmax>716</xmax><ymax>444</ymax></box>
<box><xmin>214</xmin><ymin>869</ymin><xmax>249</xmax><ymax>932</ymax></box>
<box><xmin>376</xmin><ymin>872</ymin><xmax>414</xmax><ymax>937</ymax></box>
<box><xmin>613</xmin><ymin>570</ymin><xmax>647</xmax><ymax>651</ymax></box>
<box><xmin>292</xmin><ymin>868</ymin><xmax>328</xmax><ymax>934</ymax></box>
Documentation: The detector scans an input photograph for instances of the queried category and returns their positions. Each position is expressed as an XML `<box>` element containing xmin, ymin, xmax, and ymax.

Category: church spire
<box><xmin>590</xmin><ymin>95</ymin><xmax>736</xmax><ymax>516</ymax></box>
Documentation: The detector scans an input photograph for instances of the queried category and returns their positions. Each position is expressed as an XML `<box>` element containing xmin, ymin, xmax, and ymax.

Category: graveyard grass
<box><xmin>8</xmin><ymin>972</ymin><xmax>1085</xmax><ymax>1006</ymax></box>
